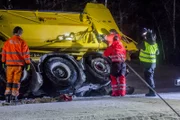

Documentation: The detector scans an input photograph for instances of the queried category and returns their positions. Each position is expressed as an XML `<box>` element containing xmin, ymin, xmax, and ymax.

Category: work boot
<box><xmin>5</xmin><ymin>95</ymin><xmax>11</xmax><ymax>103</ymax></box>
<box><xmin>111</xmin><ymin>91</ymin><xmax>119</xmax><ymax>97</ymax></box>
<box><xmin>145</xmin><ymin>89</ymin><xmax>156</xmax><ymax>97</ymax></box>
<box><xmin>10</xmin><ymin>95</ymin><xmax>18</xmax><ymax>103</ymax></box>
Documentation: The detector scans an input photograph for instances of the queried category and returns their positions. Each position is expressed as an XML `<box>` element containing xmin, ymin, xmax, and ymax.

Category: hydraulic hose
<box><xmin>126</xmin><ymin>62</ymin><xmax>180</xmax><ymax>118</ymax></box>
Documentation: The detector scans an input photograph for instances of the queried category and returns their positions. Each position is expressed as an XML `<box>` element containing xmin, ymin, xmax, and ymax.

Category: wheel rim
<box><xmin>50</xmin><ymin>62</ymin><xmax>71</xmax><ymax>81</ymax></box>
<box><xmin>53</xmin><ymin>67</ymin><xmax>68</xmax><ymax>79</ymax></box>
<box><xmin>91</xmin><ymin>58</ymin><xmax>110</xmax><ymax>75</ymax></box>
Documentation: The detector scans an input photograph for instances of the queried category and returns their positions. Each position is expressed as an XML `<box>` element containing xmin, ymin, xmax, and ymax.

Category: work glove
<box><xmin>25</xmin><ymin>64</ymin><xmax>31</xmax><ymax>71</ymax></box>
<box><xmin>2</xmin><ymin>62</ymin><xmax>6</xmax><ymax>69</ymax></box>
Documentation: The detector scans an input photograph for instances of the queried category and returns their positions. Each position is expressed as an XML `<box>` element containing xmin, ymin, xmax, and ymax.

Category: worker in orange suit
<box><xmin>1</xmin><ymin>26</ymin><xmax>31</xmax><ymax>103</ymax></box>
<box><xmin>103</xmin><ymin>29</ymin><xmax>127</xmax><ymax>96</ymax></box>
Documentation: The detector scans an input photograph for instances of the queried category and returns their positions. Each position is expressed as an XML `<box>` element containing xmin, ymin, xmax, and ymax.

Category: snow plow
<box><xmin>0</xmin><ymin>3</ymin><xmax>137</xmax><ymax>98</ymax></box>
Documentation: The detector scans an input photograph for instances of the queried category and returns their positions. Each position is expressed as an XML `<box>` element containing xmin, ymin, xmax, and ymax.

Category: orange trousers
<box><xmin>4</xmin><ymin>66</ymin><xmax>22</xmax><ymax>96</ymax></box>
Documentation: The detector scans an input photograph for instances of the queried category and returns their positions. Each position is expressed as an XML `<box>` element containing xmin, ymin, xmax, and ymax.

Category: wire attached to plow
<box><xmin>126</xmin><ymin>62</ymin><xmax>180</xmax><ymax>117</ymax></box>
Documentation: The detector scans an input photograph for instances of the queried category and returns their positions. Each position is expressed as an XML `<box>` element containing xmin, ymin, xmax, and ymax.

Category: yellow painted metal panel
<box><xmin>0</xmin><ymin>3</ymin><xmax>138</xmax><ymax>59</ymax></box>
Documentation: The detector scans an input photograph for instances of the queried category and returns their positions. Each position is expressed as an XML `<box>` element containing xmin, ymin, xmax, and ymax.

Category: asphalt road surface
<box><xmin>0</xmin><ymin>93</ymin><xmax>180</xmax><ymax>120</ymax></box>
<box><xmin>1</xmin><ymin>62</ymin><xmax>180</xmax><ymax>120</ymax></box>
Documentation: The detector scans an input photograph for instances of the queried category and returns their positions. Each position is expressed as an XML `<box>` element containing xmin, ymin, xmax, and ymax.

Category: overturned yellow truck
<box><xmin>0</xmin><ymin>3</ymin><xmax>137</xmax><ymax>98</ymax></box>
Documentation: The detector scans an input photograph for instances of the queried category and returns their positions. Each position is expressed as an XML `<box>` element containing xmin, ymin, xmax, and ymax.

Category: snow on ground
<box><xmin>1</xmin><ymin>93</ymin><xmax>180</xmax><ymax>120</ymax></box>
<box><xmin>1</xmin><ymin>62</ymin><xmax>180</xmax><ymax>120</ymax></box>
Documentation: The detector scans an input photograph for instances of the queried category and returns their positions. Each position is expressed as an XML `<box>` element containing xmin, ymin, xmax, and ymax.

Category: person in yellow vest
<box><xmin>137</xmin><ymin>28</ymin><xmax>159</xmax><ymax>97</ymax></box>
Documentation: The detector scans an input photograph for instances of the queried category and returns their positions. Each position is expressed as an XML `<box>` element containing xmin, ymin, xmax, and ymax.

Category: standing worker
<box><xmin>137</xmin><ymin>28</ymin><xmax>159</xmax><ymax>97</ymax></box>
<box><xmin>1</xmin><ymin>26</ymin><xmax>31</xmax><ymax>103</ymax></box>
<box><xmin>103</xmin><ymin>29</ymin><xmax>127</xmax><ymax>96</ymax></box>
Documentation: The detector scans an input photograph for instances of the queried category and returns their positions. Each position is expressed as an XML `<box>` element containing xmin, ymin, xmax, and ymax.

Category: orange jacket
<box><xmin>1</xmin><ymin>35</ymin><xmax>30</xmax><ymax>66</ymax></box>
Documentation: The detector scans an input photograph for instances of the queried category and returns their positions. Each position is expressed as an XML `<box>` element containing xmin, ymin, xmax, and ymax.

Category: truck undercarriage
<box><xmin>0</xmin><ymin>3</ymin><xmax>137</xmax><ymax>99</ymax></box>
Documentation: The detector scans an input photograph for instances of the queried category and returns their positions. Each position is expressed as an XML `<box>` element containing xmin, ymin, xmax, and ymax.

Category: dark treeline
<box><xmin>1</xmin><ymin>0</ymin><xmax>180</xmax><ymax>65</ymax></box>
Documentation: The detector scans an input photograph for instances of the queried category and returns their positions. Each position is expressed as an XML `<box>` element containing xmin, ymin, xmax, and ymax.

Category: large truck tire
<box><xmin>18</xmin><ymin>68</ymin><xmax>32</xmax><ymax>97</ymax></box>
<box><xmin>39</xmin><ymin>54</ymin><xmax>85</xmax><ymax>96</ymax></box>
<box><xmin>83</xmin><ymin>52</ymin><xmax>111</xmax><ymax>84</ymax></box>
<box><xmin>19</xmin><ymin>62</ymin><xmax>43</xmax><ymax>98</ymax></box>
<box><xmin>44</xmin><ymin>57</ymin><xmax>78</xmax><ymax>88</ymax></box>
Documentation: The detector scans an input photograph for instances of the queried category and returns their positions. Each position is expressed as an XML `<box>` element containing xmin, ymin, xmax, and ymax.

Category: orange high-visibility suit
<box><xmin>2</xmin><ymin>35</ymin><xmax>30</xmax><ymax>97</ymax></box>
<box><xmin>104</xmin><ymin>34</ymin><xmax>127</xmax><ymax>96</ymax></box>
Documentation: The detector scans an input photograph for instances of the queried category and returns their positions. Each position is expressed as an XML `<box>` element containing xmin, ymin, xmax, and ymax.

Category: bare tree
<box><xmin>152</xmin><ymin>14</ymin><xmax>166</xmax><ymax>61</ymax></box>
<box><xmin>161</xmin><ymin>0</ymin><xmax>176</xmax><ymax>49</ymax></box>
<box><xmin>108</xmin><ymin>0</ymin><xmax>138</xmax><ymax>33</ymax></box>
<box><xmin>172</xmin><ymin>0</ymin><xmax>176</xmax><ymax>49</ymax></box>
